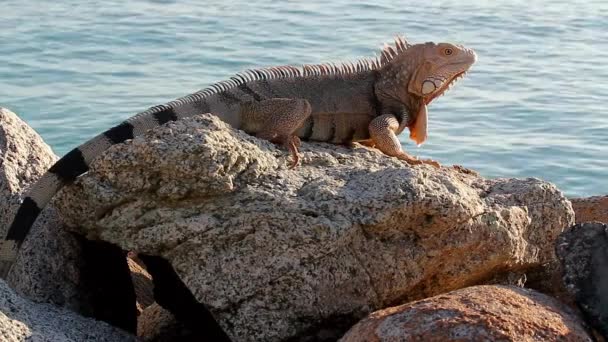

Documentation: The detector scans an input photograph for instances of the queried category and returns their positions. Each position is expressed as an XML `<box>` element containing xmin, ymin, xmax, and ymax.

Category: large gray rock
<box><xmin>0</xmin><ymin>278</ymin><xmax>135</xmax><ymax>341</ymax></box>
<box><xmin>556</xmin><ymin>222</ymin><xmax>608</xmax><ymax>338</ymax></box>
<box><xmin>0</xmin><ymin>108</ymin><xmax>84</xmax><ymax>310</ymax></box>
<box><xmin>55</xmin><ymin>114</ymin><xmax>575</xmax><ymax>341</ymax></box>
<box><xmin>0</xmin><ymin>107</ymin><xmax>56</xmax><ymax>235</ymax></box>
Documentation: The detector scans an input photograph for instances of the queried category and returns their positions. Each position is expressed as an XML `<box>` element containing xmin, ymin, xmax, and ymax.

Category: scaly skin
<box><xmin>232</xmin><ymin>40</ymin><xmax>476</xmax><ymax>167</ymax></box>
<box><xmin>0</xmin><ymin>36</ymin><xmax>476</xmax><ymax>283</ymax></box>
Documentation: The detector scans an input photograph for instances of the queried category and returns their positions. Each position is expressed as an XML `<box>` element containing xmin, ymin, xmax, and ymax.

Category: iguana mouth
<box><xmin>424</xmin><ymin>70</ymin><xmax>467</xmax><ymax>105</ymax></box>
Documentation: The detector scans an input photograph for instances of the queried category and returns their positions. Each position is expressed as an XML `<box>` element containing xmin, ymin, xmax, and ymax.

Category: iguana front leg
<box><xmin>369</xmin><ymin>114</ymin><xmax>440</xmax><ymax>167</ymax></box>
<box><xmin>241</xmin><ymin>98</ymin><xmax>311</xmax><ymax>168</ymax></box>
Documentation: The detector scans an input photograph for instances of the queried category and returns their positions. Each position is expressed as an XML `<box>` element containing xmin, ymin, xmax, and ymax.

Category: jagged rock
<box><xmin>556</xmin><ymin>222</ymin><xmax>608</xmax><ymax>338</ymax></box>
<box><xmin>0</xmin><ymin>278</ymin><xmax>135</xmax><ymax>342</ymax></box>
<box><xmin>571</xmin><ymin>196</ymin><xmax>608</xmax><ymax>223</ymax></box>
<box><xmin>0</xmin><ymin>108</ymin><xmax>56</xmax><ymax>232</ymax></box>
<box><xmin>340</xmin><ymin>285</ymin><xmax>592</xmax><ymax>341</ymax></box>
<box><xmin>0</xmin><ymin>107</ymin><xmax>83</xmax><ymax>310</ymax></box>
<box><xmin>0</xmin><ymin>108</ymin><xmax>139</xmax><ymax>334</ymax></box>
<box><xmin>6</xmin><ymin>208</ymin><xmax>84</xmax><ymax>308</ymax></box>
<box><xmin>55</xmin><ymin>113</ymin><xmax>575</xmax><ymax>341</ymax></box>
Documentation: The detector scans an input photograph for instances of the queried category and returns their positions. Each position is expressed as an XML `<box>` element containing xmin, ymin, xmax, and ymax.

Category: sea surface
<box><xmin>1</xmin><ymin>0</ymin><xmax>606</xmax><ymax>196</ymax></box>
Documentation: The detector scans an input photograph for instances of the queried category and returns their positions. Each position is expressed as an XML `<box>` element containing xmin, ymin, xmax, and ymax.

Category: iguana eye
<box><xmin>444</xmin><ymin>48</ymin><xmax>453</xmax><ymax>56</ymax></box>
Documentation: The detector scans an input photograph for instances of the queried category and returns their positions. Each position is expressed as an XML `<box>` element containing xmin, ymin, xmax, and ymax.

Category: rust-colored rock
<box><xmin>571</xmin><ymin>196</ymin><xmax>608</xmax><ymax>223</ymax></box>
<box><xmin>340</xmin><ymin>285</ymin><xmax>592</xmax><ymax>342</ymax></box>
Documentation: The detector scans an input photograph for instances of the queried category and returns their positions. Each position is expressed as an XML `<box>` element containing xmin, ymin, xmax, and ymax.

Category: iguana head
<box><xmin>404</xmin><ymin>42</ymin><xmax>477</xmax><ymax>102</ymax></box>
<box><xmin>376</xmin><ymin>40</ymin><xmax>477</xmax><ymax>145</ymax></box>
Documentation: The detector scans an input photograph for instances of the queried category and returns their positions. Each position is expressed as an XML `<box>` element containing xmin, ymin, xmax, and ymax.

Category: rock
<box><xmin>135</xmin><ymin>253</ymin><xmax>230</xmax><ymax>341</ymax></box>
<box><xmin>0</xmin><ymin>278</ymin><xmax>135</xmax><ymax>342</ymax></box>
<box><xmin>0</xmin><ymin>108</ymin><xmax>139</xmax><ymax>334</ymax></box>
<box><xmin>340</xmin><ymin>285</ymin><xmax>592</xmax><ymax>341</ymax></box>
<box><xmin>6</xmin><ymin>208</ymin><xmax>85</xmax><ymax>309</ymax></box>
<box><xmin>0</xmin><ymin>107</ymin><xmax>83</xmax><ymax>309</ymax></box>
<box><xmin>571</xmin><ymin>196</ymin><xmax>608</xmax><ymax>223</ymax></box>
<box><xmin>54</xmin><ymin>113</ymin><xmax>575</xmax><ymax>341</ymax></box>
<box><xmin>0</xmin><ymin>108</ymin><xmax>56</xmax><ymax>233</ymax></box>
<box><xmin>556</xmin><ymin>222</ymin><xmax>608</xmax><ymax>338</ymax></box>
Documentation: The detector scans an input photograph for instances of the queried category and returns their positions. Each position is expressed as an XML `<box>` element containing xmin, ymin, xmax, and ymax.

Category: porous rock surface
<box><xmin>556</xmin><ymin>222</ymin><xmax>608</xmax><ymax>338</ymax></box>
<box><xmin>0</xmin><ymin>278</ymin><xmax>135</xmax><ymax>342</ymax></box>
<box><xmin>0</xmin><ymin>107</ymin><xmax>84</xmax><ymax>310</ymax></box>
<box><xmin>0</xmin><ymin>107</ymin><xmax>55</xmax><ymax>233</ymax></box>
<box><xmin>340</xmin><ymin>285</ymin><xmax>592</xmax><ymax>341</ymax></box>
<box><xmin>55</xmin><ymin>114</ymin><xmax>575</xmax><ymax>341</ymax></box>
<box><xmin>571</xmin><ymin>196</ymin><xmax>608</xmax><ymax>223</ymax></box>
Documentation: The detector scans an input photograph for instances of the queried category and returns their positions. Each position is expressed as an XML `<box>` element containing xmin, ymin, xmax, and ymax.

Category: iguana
<box><xmin>0</xmin><ymin>36</ymin><xmax>476</xmax><ymax>277</ymax></box>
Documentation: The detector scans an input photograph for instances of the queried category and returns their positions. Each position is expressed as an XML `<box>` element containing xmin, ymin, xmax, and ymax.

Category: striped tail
<box><xmin>0</xmin><ymin>101</ymin><xmax>194</xmax><ymax>278</ymax></box>
<box><xmin>0</xmin><ymin>64</ymin><xmax>304</xmax><ymax>278</ymax></box>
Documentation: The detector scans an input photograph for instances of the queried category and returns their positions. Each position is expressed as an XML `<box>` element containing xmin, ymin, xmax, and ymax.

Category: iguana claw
<box><xmin>280</xmin><ymin>135</ymin><xmax>300</xmax><ymax>169</ymax></box>
<box><xmin>287</xmin><ymin>137</ymin><xmax>301</xmax><ymax>169</ymax></box>
<box><xmin>395</xmin><ymin>152</ymin><xmax>440</xmax><ymax>168</ymax></box>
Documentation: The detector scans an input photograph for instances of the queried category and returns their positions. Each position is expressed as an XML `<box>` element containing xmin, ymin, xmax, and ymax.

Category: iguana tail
<box><xmin>0</xmin><ymin>64</ymin><xmax>325</xmax><ymax>277</ymax></box>
<box><xmin>0</xmin><ymin>88</ymin><xmax>240</xmax><ymax>278</ymax></box>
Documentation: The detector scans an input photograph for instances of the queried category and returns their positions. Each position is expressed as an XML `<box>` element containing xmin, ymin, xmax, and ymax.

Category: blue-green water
<box><xmin>1</xmin><ymin>1</ymin><xmax>607</xmax><ymax>196</ymax></box>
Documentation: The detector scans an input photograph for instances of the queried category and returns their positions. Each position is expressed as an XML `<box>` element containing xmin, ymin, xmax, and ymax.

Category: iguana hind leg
<box><xmin>241</xmin><ymin>98</ymin><xmax>311</xmax><ymax>168</ymax></box>
<box><xmin>369</xmin><ymin>114</ymin><xmax>440</xmax><ymax>167</ymax></box>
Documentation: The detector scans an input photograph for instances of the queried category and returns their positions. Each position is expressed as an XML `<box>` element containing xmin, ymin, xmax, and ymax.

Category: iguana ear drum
<box><xmin>422</xmin><ymin>80</ymin><xmax>436</xmax><ymax>95</ymax></box>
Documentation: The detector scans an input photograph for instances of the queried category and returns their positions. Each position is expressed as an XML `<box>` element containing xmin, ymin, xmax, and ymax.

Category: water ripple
<box><xmin>0</xmin><ymin>0</ymin><xmax>606</xmax><ymax>196</ymax></box>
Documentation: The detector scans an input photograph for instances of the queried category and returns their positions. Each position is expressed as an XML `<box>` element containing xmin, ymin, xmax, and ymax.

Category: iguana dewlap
<box><xmin>0</xmin><ymin>36</ymin><xmax>476</xmax><ymax>277</ymax></box>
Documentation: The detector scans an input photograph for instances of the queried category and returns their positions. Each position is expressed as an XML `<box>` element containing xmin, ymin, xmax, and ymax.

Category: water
<box><xmin>1</xmin><ymin>0</ymin><xmax>606</xmax><ymax>197</ymax></box>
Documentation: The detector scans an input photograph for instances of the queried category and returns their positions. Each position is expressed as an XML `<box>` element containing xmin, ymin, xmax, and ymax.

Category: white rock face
<box><xmin>0</xmin><ymin>107</ymin><xmax>56</xmax><ymax>235</ymax></box>
<box><xmin>0</xmin><ymin>278</ymin><xmax>135</xmax><ymax>342</ymax></box>
<box><xmin>55</xmin><ymin>114</ymin><xmax>575</xmax><ymax>341</ymax></box>
<box><xmin>0</xmin><ymin>107</ymin><xmax>84</xmax><ymax>310</ymax></box>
